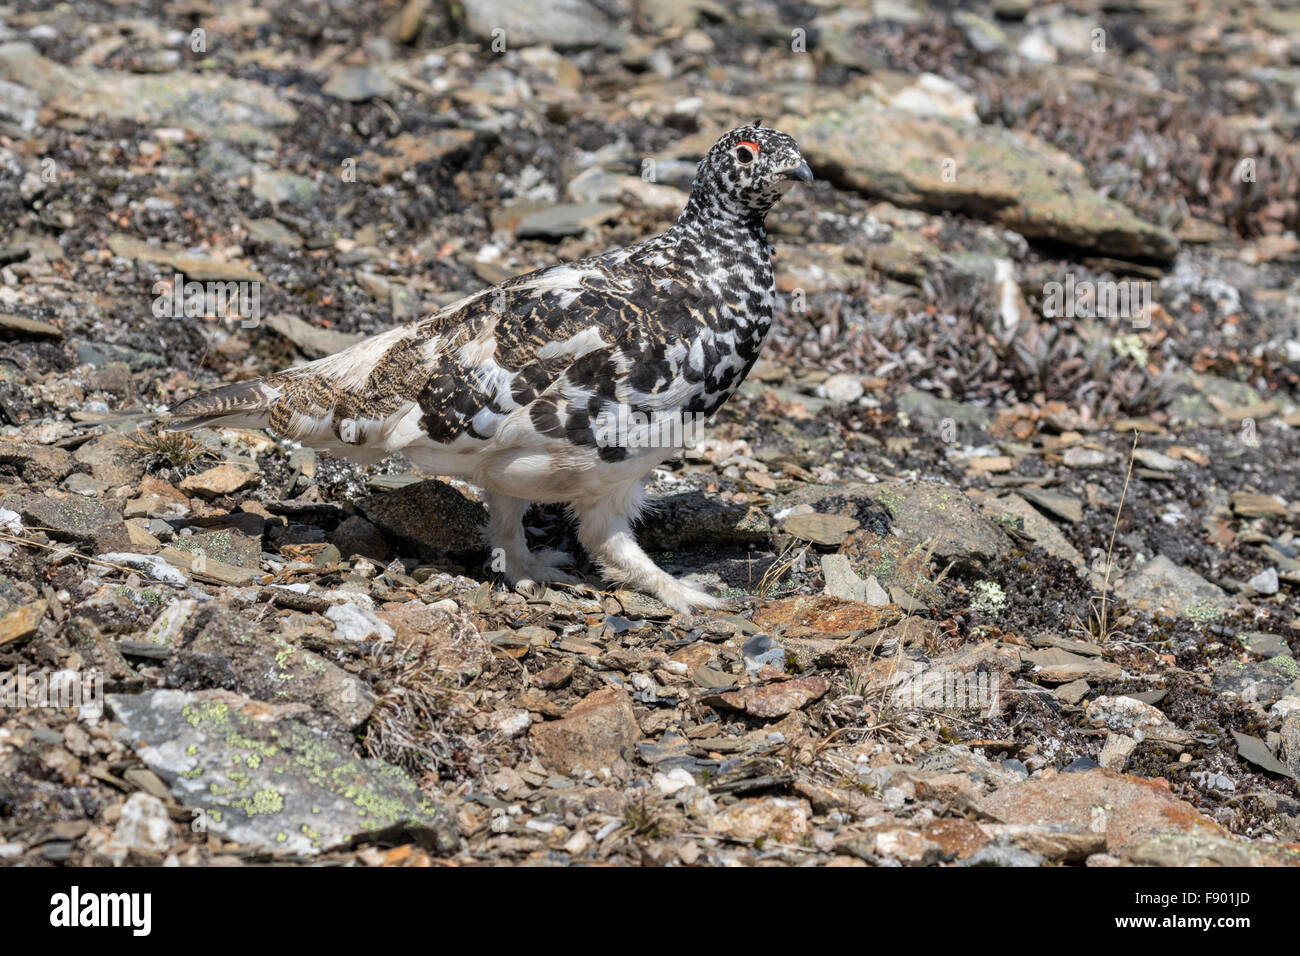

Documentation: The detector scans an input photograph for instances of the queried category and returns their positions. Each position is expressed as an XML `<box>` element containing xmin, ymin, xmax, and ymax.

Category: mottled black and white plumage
<box><xmin>171</xmin><ymin>126</ymin><xmax>812</xmax><ymax>611</ymax></box>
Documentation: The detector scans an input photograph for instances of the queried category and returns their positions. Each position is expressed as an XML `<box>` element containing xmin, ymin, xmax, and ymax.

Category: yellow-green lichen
<box><xmin>1268</xmin><ymin>656</ymin><xmax>1300</xmax><ymax>679</ymax></box>
<box><xmin>183</xmin><ymin>700</ymin><xmax>230</xmax><ymax>728</ymax></box>
<box><xmin>232</xmin><ymin>787</ymin><xmax>284</xmax><ymax>816</ymax></box>
<box><xmin>1184</xmin><ymin>603</ymin><xmax>1224</xmax><ymax>622</ymax></box>
<box><xmin>225</xmin><ymin>733</ymin><xmax>278</xmax><ymax>758</ymax></box>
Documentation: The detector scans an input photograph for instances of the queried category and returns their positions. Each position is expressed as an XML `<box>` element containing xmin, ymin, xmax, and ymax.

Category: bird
<box><xmin>169</xmin><ymin>125</ymin><xmax>813</xmax><ymax>613</ymax></box>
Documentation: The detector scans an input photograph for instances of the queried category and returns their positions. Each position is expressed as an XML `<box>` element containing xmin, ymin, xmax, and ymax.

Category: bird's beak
<box><xmin>782</xmin><ymin>160</ymin><xmax>814</xmax><ymax>183</ymax></box>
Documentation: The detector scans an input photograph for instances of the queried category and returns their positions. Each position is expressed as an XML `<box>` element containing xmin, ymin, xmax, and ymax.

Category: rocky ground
<box><xmin>2</xmin><ymin>0</ymin><xmax>1300</xmax><ymax>867</ymax></box>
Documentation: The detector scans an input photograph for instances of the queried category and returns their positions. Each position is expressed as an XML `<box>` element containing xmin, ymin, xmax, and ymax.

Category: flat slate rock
<box><xmin>1231</xmin><ymin>730</ymin><xmax>1296</xmax><ymax>780</ymax></box>
<box><xmin>263</xmin><ymin>313</ymin><xmax>364</xmax><ymax>360</ymax></box>
<box><xmin>783</xmin><ymin>512</ymin><xmax>859</xmax><ymax>546</ymax></box>
<box><xmin>0</xmin><ymin>311</ymin><xmax>62</xmax><ymax>338</ymax></box>
<box><xmin>0</xmin><ymin>42</ymin><xmax>297</xmax><ymax>143</ymax></box>
<box><xmin>461</xmin><ymin>0</ymin><xmax>629</xmax><ymax>50</ymax></box>
<box><xmin>1237</xmin><ymin>632</ymin><xmax>1292</xmax><ymax>658</ymax></box>
<box><xmin>1131</xmin><ymin>448</ymin><xmax>1182</xmax><ymax>472</ymax></box>
<box><xmin>786</xmin><ymin>102</ymin><xmax>1177</xmax><ymax>261</ymax></box>
<box><xmin>1116</xmin><ymin>554</ymin><xmax>1233</xmax><ymax>620</ymax></box>
<box><xmin>1017</xmin><ymin>487</ymin><xmax>1084</xmax><ymax>525</ymax></box>
<box><xmin>977</xmin><ymin>768</ymin><xmax>1220</xmax><ymax>857</ymax></box>
<box><xmin>0</xmin><ymin>492</ymin><xmax>129</xmax><ymax>552</ymax></box>
<box><xmin>981</xmin><ymin>494</ymin><xmax>1085</xmax><ymax>569</ymax></box>
<box><xmin>1230</xmin><ymin>492</ymin><xmax>1287</xmax><ymax>518</ymax></box>
<box><xmin>107</xmin><ymin>689</ymin><xmax>456</xmax><ymax>856</ymax></box>
<box><xmin>1022</xmin><ymin>648</ymin><xmax>1121</xmax><ymax>683</ymax></box>
<box><xmin>783</xmin><ymin>480</ymin><xmax>1011</xmax><ymax>565</ymax></box>
<box><xmin>516</xmin><ymin>202</ymin><xmax>622</xmax><ymax>238</ymax></box>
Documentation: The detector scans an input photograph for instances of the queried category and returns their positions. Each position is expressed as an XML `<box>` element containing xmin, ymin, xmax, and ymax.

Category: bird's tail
<box><xmin>166</xmin><ymin>378</ymin><xmax>283</xmax><ymax>431</ymax></box>
<box><xmin>165</xmin><ymin>324</ymin><xmax>420</xmax><ymax>458</ymax></box>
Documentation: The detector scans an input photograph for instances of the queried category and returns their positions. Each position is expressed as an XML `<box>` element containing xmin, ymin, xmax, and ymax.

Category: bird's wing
<box><xmin>167</xmin><ymin>256</ymin><xmax>715</xmax><ymax>458</ymax></box>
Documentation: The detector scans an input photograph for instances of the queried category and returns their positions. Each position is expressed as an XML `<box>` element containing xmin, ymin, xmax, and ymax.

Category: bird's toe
<box><xmin>528</xmin><ymin>566</ymin><xmax>582</xmax><ymax>586</ymax></box>
<box><xmin>510</xmin><ymin>556</ymin><xmax>582</xmax><ymax>588</ymax></box>
<box><xmin>656</xmin><ymin>579</ymin><xmax>723</xmax><ymax>615</ymax></box>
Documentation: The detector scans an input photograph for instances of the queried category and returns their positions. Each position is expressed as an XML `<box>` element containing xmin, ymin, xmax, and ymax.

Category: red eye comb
<box><xmin>737</xmin><ymin>140</ymin><xmax>761</xmax><ymax>153</ymax></box>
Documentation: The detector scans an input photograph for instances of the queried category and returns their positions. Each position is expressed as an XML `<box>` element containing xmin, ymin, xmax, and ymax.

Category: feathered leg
<box><xmin>574</xmin><ymin>492</ymin><xmax>720</xmax><ymax>614</ymax></box>
<box><xmin>484</xmin><ymin>491</ymin><xmax>576</xmax><ymax>589</ymax></box>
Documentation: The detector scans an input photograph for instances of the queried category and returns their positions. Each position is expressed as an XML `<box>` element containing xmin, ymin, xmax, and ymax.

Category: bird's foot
<box><xmin>572</xmin><ymin>503</ymin><xmax>722</xmax><ymax>615</ymax></box>
<box><xmin>495</xmin><ymin>547</ymin><xmax>580</xmax><ymax>592</ymax></box>
<box><xmin>652</xmin><ymin>576</ymin><xmax>723</xmax><ymax>615</ymax></box>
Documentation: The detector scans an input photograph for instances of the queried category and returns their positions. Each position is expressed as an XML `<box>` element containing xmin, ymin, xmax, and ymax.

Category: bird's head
<box><xmin>689</xmin><ymin>125</ymin><xmax>813</xmax><ymax>221</ymax></box>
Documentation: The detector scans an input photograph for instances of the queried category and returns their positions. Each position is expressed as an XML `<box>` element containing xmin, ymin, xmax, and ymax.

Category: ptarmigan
<box><xmin>170</xmin><ymin>125</ymin><xmax>813</xmax><ymax>612</ymax></box>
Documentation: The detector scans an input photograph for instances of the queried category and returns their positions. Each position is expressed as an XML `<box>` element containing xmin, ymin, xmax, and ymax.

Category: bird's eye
<box><xmin>735</xmin><ymin>141</ymin><xmax>760</xmax><ymax>165</ymax></box>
